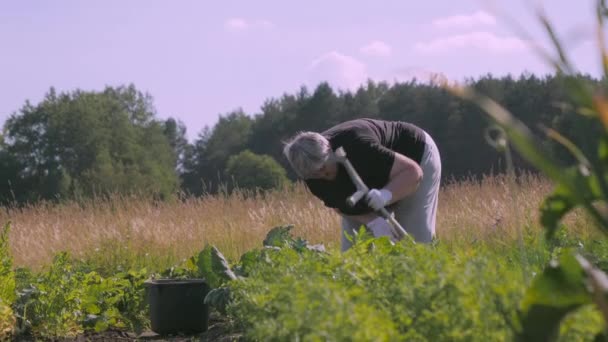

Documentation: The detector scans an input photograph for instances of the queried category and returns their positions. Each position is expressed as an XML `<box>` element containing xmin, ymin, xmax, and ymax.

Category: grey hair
<box><xmin>283</xmin><ymin>131</ymin><xmax>332</xmax><ymax>179</ymax></box>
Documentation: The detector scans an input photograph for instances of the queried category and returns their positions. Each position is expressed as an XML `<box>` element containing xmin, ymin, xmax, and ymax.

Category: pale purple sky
<box><xmin>0</xmin><ymin>1</ymin><xmax>600</xmax><ymax>141</ymax></box>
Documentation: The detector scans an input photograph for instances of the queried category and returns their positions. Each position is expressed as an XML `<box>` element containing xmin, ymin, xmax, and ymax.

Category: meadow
<box><xmin>1</xmin><ymin>2</ymin><xmax>607</xmax><ymax>339</ymax></box>
<box><xmin>1</xmin><ymin>173</ymin><xmax>586</xmax><ymax>271</ymax></box>
<box><xmin>1</xmin><ymin>173</ymin><xmax>607</xmax><ymax>340</ymax></box>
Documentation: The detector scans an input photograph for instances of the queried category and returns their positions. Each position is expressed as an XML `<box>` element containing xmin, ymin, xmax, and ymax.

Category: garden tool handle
<box><xmin>347</xmin><ymin>189</ymin><xmax>367</xmax><ymax>207</ymax></box>
<box><xmin>334</xmin><ymin>147</ymin><xmax>409</xmax><ymax>240</ymax></box>
<box><xmin>379</xmin><ymin>208</ymin><xmax>408</xmax><ymax>240</ymax></box>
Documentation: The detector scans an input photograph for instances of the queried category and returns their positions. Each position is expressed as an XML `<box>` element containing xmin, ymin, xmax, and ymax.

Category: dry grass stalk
<box><xmin>0</xmin><ymin>174</ymin><xmax>594</xmax><ymax>269</ymax></box>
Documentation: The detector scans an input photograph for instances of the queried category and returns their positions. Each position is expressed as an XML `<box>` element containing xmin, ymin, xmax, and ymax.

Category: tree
<box><xmin>340</xmin><ymin>80</ymin><xmax>388</xmax><ymax>123</ymax></box>
<box><xmin>185</xmin><ymin>110</ymin><xmax>253</xmax><ymax>193</ymax></box>
<box><xmin>248</xmin><ymin>90</ymin><xmax>310</xmax><ymax>180</ymax></box>
<box><xmin>2</xmin><ymin>85</ymin><xmax>179</xmax><ymax>201</ymax></box>
<box><xmin>163</xmin><ymin>117</ymin><xmax>189</xmax><ymax>172</ymax></box>
<box><xmin>180</xmin><ymin>126</ymin><xmax>212</xmax><ymax>195</ymax></box>
<box><xmin>224</xmin><ymin>150</ymin><xmax>289</xmax><ymax>191</ymax></box>
<box><xmin>295</xmin><ymin>82</ymin><xmax>340</xmax><ymax>131</ymax></box>
<box><xmin>0</xmin><ymin>131</ymin><xmax>21</xmax><ymax>204</ymax></box>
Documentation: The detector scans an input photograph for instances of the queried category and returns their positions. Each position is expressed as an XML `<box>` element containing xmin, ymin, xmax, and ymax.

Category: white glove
<box><xmin>366</xmin><ymin>217</ymin><xmax>399</xmax><ymax>242</ymax></box>
<box><xmin>365</xmin><ymin>189</ymin><xmax>392</xmax><ymax>211</ymax></box>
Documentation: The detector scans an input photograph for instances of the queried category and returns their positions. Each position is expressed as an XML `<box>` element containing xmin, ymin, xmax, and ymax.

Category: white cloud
<box><xmin>360</xmin><ymin>40</ymin><xmax>392</xmax><ymax>57</ymax></box>
<box><xmin>432</xmin><ymin>10</ymin><xmax>496</xmax><ymax>30</ymax></box>
<box><xmin>224</xmin><ymin>18</ymin><xmax>249</xmax><ymax>31</ymax></box>
<box><xmin>224</xmin><ymin>18</ymin><xmax>275</xmax><ymax>31</ymax></box>
<box><xmin>308</xmin><ymin>51</ymin><xmax>368</xmax><ymax>90</ymax></box>
<box><xmin>415</xmin><ymin>31</ymin><xmax>527</xmax><ymax>54</ymax></box>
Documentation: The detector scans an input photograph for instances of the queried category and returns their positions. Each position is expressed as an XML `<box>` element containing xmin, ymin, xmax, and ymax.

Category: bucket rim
<box><xmin>144</xmin><ymin>278</ymin><xmax>208</xmax><ymax>286</ymax></box>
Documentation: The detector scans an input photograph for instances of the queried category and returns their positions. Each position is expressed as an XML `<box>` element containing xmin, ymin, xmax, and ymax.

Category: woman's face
<box><xmin>309</xmin><ymin>160</ymin><xmax>338</xmax><ymax>181</ymax></box>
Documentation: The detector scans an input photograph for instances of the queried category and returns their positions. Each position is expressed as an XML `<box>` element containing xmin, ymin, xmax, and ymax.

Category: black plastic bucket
<box><xmin>144</xmin><ymin>279</ymin><xmax>211</xmax><ymax>335</ymax></box>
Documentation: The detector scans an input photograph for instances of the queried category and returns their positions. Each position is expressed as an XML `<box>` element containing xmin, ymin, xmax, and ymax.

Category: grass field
<box><xmin>2</xmin><ymin>173</ymin><xmax>607</xmax><ymax>340</ymax></box>
<box><xmin>0</xmin><ymin>173</ymin><xmax>595</xmax><ymax>271</ymax></box>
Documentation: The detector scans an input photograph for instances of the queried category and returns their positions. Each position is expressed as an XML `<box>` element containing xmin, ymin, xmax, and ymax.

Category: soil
<box><xmin>11</xmin><ymin>312</ymin><xmax>243</xmax><ymax>342</ymax></box>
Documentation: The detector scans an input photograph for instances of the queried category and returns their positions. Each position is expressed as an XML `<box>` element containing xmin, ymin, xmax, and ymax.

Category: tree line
<box><xmin>0</xmin><ymin>73</ymin><xmax>601</xmax><ymax>204</ymax></box>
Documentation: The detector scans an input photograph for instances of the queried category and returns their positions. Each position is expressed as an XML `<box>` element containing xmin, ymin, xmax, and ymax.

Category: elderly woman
<box><xmin>282</xmin><ymin>118</ymin><xmax>441</xmax><ymax>251</ymax></box>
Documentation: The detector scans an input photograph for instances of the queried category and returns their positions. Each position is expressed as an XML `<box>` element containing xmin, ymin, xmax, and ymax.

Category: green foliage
<box><xmin>162</xmin><ymin>117</ymin><xmax>189</xmax><ymax>172</ymax></box>
<box><xmin>0</xmin><ymin>222</ymin><xmax>15</xmax><ymax>304</ymax></box>
<box><xmin>204</xmin><ymin>287</ymin><xmax>231</xmax><ymax>315</ymax></box>
<box><xmin>180</xmin><ymin>73</ymin><xmax>604</xmax><ymax>194</ymax></box>
<box><xmin>0</xmin><ymin>223</ymin><xmax>605</xmax><ymax>339</ymax></box>
<box><xmin>262</xmin><ymin>224</ymin><xmax>325</xmax><ymax>253</ymax></box>
<box><xmin>0</xmin><ymin>145</ymin><xmax>20</xmax><ymax>205</ymax></box>
<box><xmin>0</xmin><ymin>300</ymin><xmax>14</xmax><ymax>339</ymax></box>
<box><xmin>0</xmin><ymin>222</ymin><xmax>15</xmax><ymax>338</ymax></box>
<box><xmin>262</xmin><ymin>224</ymin><xmax>296</xmax><ymax>247</ymax></box>
<box><xmin>196</xmin><ymin>245</ymin><xmax>237</xmax><ymax>289</ymax></box>
<box><xmin>156</xmin><ymin>245</ymin><xmax>234</xmax><ymax>288</ymax></box>
<box><xmin>1</xmin><ymin>67</ymin><xmax>605</xmax><ymax>201</ymax></box>
<box><xmin>153</xmin><ymin>244</ymin><xmax>239</xmax><ymax>316</ymax></box>
<box><xmin>225</xmin><ymin>150</ymin><xmax>289</xmax><ymax>192</ymax></box>
<box><xmin>451</xmin><ymin>1</ymin><xmax>608</xmax><ymax>340</ymax></box>
<box><xmin>225</xmin><ymin>231</ymin><xmax>604</xmax><ymax>341</ymax></box>
<box><xmin>516</xmin><ymin>250</ymin><xmax>592</xmax><ymax>341</ymax></box>
<box><xmin>181</xmin><ymin>110</ymin><xmax>253</xmax><ymax>194</ymax></box>
<box><xmin>13</xmin><ymin>252</ymin><xmax>149</xmax><ymax>338</ymax></box>
<box><xmin>205</xmin><ymin>110</ymin><xmax>253</xmax><ymax>171</ymax></box>
<box><xmin>5</xmin><ymin>3</ymin><xmax>608</xmax><ymax>340</ymax></box>
<box><xmin>2</xmin><ymin>85</ymin><xmax>178</xmax><ymax>202</ymax></box>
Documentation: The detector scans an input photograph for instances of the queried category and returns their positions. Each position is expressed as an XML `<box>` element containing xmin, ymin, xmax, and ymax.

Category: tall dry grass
<box><xmin>0</xmin><ymin>173</ymin><xmax>595</xmax><ymax>269</ymax></box>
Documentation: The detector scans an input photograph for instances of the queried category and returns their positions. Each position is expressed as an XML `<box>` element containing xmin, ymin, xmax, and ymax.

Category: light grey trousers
<box><xmin>341</xmin><ymin>132</ymin><xmax>442</xmax><ymax>251</ymax></box>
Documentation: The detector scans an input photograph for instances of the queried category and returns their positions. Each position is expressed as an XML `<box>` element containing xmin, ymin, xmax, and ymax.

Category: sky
<box><xmin>0</xmin><ymin>1</ymin><xmax>601</xmax><ymax>141</ymax></box>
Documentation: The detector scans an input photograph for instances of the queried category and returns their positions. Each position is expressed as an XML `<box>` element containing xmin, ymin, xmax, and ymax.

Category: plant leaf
<box><xmin>263</xmin><ymin>225</ymin><xmax>295</xmax><ymax>247</ymax></box>
<box><xmin>543</xmin><ymin>127</ymin><xmax>592</xmax><ymax>170</ymax></box>
<box><xmin>0</xmin><ymin>222</ymin><xmax>15</xmax><ymax>304</ymax></box>
<box><xmin>211</xmin><ymin>246</ymin><xmax>237</xmax><ymax>282</ymax></box>
<box><xmin>197</xmin><ymin>246</ymin><xmax>221</xmax><ymax>288</ymax></box>
<box><xmin>517</xmin><ymin>250</ymin><xmax>591</xmax><ymax>342</ymax></box>
<box><xmin>541</xmin><ymin>168</ymin><xmax>604</xmax><ymax>238</ymax></box>
<box><xmin>204</xmin><ymin>287</ymin><xmax>231</xmax><ymax>315</ymax></box>
<box><xmin>594</xmin><ymin>94</ymin><xmax>608</xmax><ymax>130</ymax></box>
<box><xmin>540</xmin><ymin>186</ymin><xmax>575</xmax><ymax>239</ymax></box>
<box><xmin>576</xmin><ymin>254</ymin><xmax>608</xmax><ymax>323</ymax></box>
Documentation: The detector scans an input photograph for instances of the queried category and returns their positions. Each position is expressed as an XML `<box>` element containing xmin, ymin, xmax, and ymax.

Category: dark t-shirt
<box><xmin>305</xmin><ymin>118</ymin><xmax>426</xmax><ymax>215</ymax></box>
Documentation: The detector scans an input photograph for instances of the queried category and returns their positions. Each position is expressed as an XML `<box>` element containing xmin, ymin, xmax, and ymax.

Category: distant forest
<box><xmin>0</xmin><ymin>73</ymin><xmax>601</xmax><ymax>203</ymax></box>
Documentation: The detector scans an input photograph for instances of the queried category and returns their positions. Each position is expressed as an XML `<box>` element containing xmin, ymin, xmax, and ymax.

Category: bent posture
<box><xmin>283</xmin><ymin>118</ymin><xmax>441</xmax><ymax>251</ymax></box>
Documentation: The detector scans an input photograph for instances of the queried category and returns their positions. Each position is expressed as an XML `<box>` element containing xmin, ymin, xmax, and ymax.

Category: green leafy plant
<box><xmin>223</xmin><ymin>227</ymin><xmax>605</xmax><ymax>341</ymax></box>
<box><xmin>0</xmin><ymin>222</ymin><xmax>15</xmax><ymax>338</ymax></box>
<box><xmin>13</xmin><ymin>252</ymin><xmax>149</xmax><ymax>338</ymax></box>
<box><xmin>449</xmin><ymin>1</ymin><xmax>608</xmax><ymax>340</ymax></box>
<box><xmin>0</xmin><ymin>222</ymin><xmax>15</xmax><ymax>304</ymax></box>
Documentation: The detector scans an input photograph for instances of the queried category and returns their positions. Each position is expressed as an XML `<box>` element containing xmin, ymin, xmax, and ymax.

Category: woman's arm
<box><xmin>333</xmin><ymin>152</ymin><xmax>422</xmax><ymax>221</ymax></box>
<box><xmin>383</xmin><ymin>152</ymin><xmax>423</xmax><ymax>204</ymax></box>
